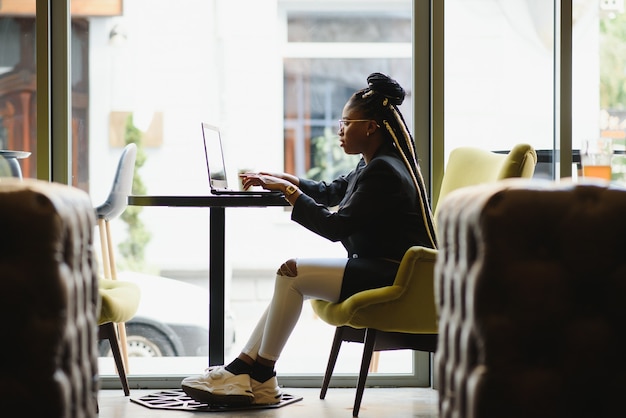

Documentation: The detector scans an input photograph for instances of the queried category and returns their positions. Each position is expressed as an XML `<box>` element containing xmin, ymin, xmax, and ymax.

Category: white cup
<box><xmin>237</xmin><ymin>168</ymin><xmax>253</xmax><ymax>191</ymax></box>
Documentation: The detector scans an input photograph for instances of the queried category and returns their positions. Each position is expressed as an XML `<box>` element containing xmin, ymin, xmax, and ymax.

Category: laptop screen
<box><xmin>201</xmin><ymin>122</ymin><xmax>229</xmax><ymax>190</ymax></box>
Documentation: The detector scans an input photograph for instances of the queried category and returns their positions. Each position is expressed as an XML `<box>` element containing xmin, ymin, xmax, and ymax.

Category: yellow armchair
<box><xmin>310</xmin><ymin>143</ymin><xmax>537</xmax><ymax>417</ymax></box>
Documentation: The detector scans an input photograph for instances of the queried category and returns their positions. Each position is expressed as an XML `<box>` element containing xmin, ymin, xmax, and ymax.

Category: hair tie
<box><xmin>362</xmin><ymin>89</ymin><xmax>375</xmax><ymax>99</ymax></box>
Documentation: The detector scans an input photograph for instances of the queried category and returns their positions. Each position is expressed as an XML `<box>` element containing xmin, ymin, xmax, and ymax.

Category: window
<box><xmin>274</xmin><ymin>4</ymin><xmax>418</xmax><ymax>378</ymax></box>
<box><xmin>0</xmin><ymin>17</ymin><xmax>38</xmax><ymax>177</ymax></box>
<box><xmin>0</xmin><ymin>15</ymin><xmax>90</xmax><ymax>185</ymax></box>
<box><xmin>596</xmin><ymin>0</ymin><xmax>626</xmax><ymax>181</ymax></box>
<box><xmin>444</xmin><ymin>0</ymin><xmax>626</xmax><ymax>184</ymax></box>
<box><xmin>444</xmin><ymin>0</ymin><xmax>555</xmax><ymax>176</ymax></box>
<box><xmin>16</xmin><ymin>0</ymin><xmax>425</xmax><ymax>388</ymax></box>
<box><xmin>283</xmin><ymin>10</ymin><xmax>413</xmax><ymax>181</ymax></box>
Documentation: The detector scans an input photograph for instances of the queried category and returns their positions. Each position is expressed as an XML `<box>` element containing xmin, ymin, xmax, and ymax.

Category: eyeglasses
<box><xmin>338</xmin><ymin>119</ymin><xmax>372</xmax><ymax>130</ymax></box>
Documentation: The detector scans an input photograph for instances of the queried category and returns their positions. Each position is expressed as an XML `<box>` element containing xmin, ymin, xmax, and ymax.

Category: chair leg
<box><xmin>98</xmin><ymin>219</ymin><xmax>111</xmax><ymax>279</ymax></box>
<box><xmin>320</xmin><ymin>326</ymin><xmax>346</xmax><ymax>399</ymax></box>
<box><xmin>99</xmin><ymin>322</ymin><xmax>131</xmax><ymax>396</ymax></box>
<box><xmin>100</xmin><ymin>219</ymin><xmax>131</xmax><ymax>376</ymax></box>
<box><xmin>353</xmin><ymin>328</ymin><xmax>377</xmax><ymax>417</ymax></box>
<box><xmin>368</xmin><ymin>351</ymin><xmax>380</xmax><ymax>373</ymax></box>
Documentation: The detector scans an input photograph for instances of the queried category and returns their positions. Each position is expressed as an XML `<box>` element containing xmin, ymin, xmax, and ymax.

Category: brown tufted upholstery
<box><xmin>434</xmin><ymin>178</ymin><xmax>626</xmax><ymax>418</ymax></box>
<box><xmin>0</xmin><ymin>178</ymin><xmax>99</xmax><ymax>417</ymax></box>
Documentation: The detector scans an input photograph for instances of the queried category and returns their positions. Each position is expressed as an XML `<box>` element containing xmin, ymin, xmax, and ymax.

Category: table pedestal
<box><xmin>128</xmin><ymin>194</ymin><xmax>290</xmax><ymax>366</ymax></box>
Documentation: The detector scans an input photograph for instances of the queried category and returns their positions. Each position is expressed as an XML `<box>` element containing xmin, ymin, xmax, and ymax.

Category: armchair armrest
<box><xmin>311</xmin><ymin>246</ymin><xmax>438</xmax><ymax>333</ymax></box>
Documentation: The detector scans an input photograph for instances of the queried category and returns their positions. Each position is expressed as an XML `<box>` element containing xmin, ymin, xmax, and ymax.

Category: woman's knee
<box><xmin>277</xmin><ymin>258</ymin><xmax>297</xmax><ymax>277</ymax></box>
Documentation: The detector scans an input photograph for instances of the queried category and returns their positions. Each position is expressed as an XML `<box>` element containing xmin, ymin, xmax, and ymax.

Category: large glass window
<box><xmin>284</xmin><ymin>59</ymin><xmax>412</xmax><ymax>181</ymax></box>
<box><xmin>444</xmin><ymin>0</ymin><xmax>626</xmax><ymax>184</ymax></box>
<box><xmin>283</xmin><ymin>11</ymin><xmax>413</xmax><ymax>181</ymax></box>
<box><xmin>13</xmin><ymin>0</ymin><xmax>423</xmax><ymax>387</ymax></box>
<box><xmin>277</xmin><ymin>4</ymin><xmax>416</xmax><ymax>378</ymax></box>
<box><xmin>444</xmin><ymin>0</ymin><xmax>555</xmax><ymax>178</ymax></box>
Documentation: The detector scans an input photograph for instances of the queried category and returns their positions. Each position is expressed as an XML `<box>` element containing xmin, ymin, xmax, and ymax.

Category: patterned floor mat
<box><xmin>131</xmin><ymin>389</ymin><xmax>303</xmax><ymax>412</ymax></box>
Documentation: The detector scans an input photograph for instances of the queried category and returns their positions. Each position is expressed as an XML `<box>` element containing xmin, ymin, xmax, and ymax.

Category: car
<box><xmin>99</xmin><ymin>271</ymin><xmax>236</xmax><ymax>358</ymax></box>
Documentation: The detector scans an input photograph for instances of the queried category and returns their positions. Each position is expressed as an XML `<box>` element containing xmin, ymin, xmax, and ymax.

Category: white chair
<box><xmin>95</xmin><ymin>143</ymin><xmax>138</xmax><ymax>391</ymax></box>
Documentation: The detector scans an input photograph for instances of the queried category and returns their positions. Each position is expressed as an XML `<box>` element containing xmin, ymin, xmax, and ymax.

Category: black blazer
<box><xmin>292</xmin><ymin>142</ymin><xmax>434</xmax><ymax>300</ymax></box>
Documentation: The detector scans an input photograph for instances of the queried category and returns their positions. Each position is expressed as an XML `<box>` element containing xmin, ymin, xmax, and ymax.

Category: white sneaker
<box><xmin>181</xmin><ymin>366</ymin><xmax>253</xmax><ymax>405</ymax></box>
<box><xmin>251</xmin><ymin>375</ymin><xmax>282</xmax><ymax>405</ymax></box>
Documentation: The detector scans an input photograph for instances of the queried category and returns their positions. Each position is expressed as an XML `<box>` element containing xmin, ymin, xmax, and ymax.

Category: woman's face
<box><xmin>338</xmin><ymin>103</ymin><xmax>374</xmax><ymax>155</ymax></box>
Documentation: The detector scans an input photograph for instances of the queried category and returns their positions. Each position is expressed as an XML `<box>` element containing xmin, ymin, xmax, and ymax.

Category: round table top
<box><xmin>0</xmin><ymin>150</ymin><xmax>31</xmax><ymax>159</ymax></box>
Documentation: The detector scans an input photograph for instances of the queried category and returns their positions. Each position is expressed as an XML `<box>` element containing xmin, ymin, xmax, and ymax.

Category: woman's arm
<box><xmin>242</xmin><ymin>166</ymin><xmax>356</xmax><ymax>207</ymax></box>
<box><xmin>239</xmin><ymin>172</ymin><xmax>302</xmax><ymax>205</ymax></box>
<box><xmin>291</xmin><ymin>158</ymin><xmax>402</xmax><ymax>242</ymax></box>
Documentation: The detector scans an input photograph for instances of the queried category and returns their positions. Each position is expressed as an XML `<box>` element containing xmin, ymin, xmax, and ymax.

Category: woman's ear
<box><xmin>367</xmin><ymin>120</ymin><xmax>380</xmax><ymax>136</ymax></box>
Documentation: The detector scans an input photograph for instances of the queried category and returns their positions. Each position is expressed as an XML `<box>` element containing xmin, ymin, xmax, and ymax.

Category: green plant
<box><xmin>305</xmin><ymin>128</ymin><xmax>360</xmax><ymax>182</ymax></box>
<box><xmin>118</xmin><ymin>113</ymin><xmax>151</xmax><ymax>269</ymax></box>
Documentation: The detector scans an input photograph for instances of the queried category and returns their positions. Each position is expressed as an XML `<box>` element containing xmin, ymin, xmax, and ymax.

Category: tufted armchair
<box><xmin>435</xmin><ymin>179</ymin><xmax>626</xmax><ymax>418</ymax></box>
<box><xmin>0</xmin><ymin>178</ymin><xmax>99</xmax><ymax>417</ymax></box>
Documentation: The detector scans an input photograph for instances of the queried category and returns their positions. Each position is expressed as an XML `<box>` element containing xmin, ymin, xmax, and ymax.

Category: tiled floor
<box><xmin>98</xmin><ymin>387</ymin><xmax>439</xmax><ymax>417</ymax></box>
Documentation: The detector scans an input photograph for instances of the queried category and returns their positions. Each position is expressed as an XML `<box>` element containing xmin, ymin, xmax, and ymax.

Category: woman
<box><xmin>181</xmin><ymin>72</ymin><xmax>437</xmax><ymax>406</ymax></box>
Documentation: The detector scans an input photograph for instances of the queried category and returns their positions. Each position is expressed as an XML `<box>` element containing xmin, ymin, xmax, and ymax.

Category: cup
<box><xmin>237</xmin><ymin>168</ymin><xmax>253</xmax><ymax>191</ymax></box>
<box><xmin>581</xmin><ymin>138</ymin><xmax>613</xmax><ymax>181</ymax></box>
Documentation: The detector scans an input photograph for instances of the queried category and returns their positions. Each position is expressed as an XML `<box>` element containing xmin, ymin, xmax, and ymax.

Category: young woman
<box><xmin>181</xmin><ymin>72</ymin><xmax>437</xmax><ymax>406</ymax></box>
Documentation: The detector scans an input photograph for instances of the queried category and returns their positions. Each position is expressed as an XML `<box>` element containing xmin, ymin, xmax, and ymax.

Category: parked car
<box><xmin>99</xmin><ymin>271</ymin><xmax>236</xmax><ymax>358</ymax></box>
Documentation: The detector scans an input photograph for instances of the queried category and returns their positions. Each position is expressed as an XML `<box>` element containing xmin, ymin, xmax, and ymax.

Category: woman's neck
<box><xmin>362</xmin><ymin>138</ymin><xmax>385</xmax><ymax>163</ymax></box>
<box><xmin>363</xmin><ymin>138</ymin><xmax>389</xmax><ymax>163</ymax></box>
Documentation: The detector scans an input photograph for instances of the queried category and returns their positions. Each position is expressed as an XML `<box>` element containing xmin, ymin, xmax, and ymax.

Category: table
<box><xmin>127</xmin><ymin>194</ymin><xmax>290</xmax><ymax>366</ymax></box>
<box><xmin>0</xmin><ymin>150</ymin><xmax>31</xmax><ymax>178</ymax></box>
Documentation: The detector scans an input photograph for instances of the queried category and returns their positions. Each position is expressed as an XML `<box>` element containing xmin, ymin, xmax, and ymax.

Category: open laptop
<box><xmin>201</xmin><ymin>122</ymin><xmax>282</xmax><ymax>196</ymax></box>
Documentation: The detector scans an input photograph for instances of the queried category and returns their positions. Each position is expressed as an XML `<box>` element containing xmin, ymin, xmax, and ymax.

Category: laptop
<box><xmin>201</xmin><ymin>122</ymin><xmax>282</xmax><ymax>196</ymax></box>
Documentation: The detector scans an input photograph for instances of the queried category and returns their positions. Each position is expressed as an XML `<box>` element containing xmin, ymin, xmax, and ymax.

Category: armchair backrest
<box><xmin>434</xmin><ymin>143</ymin><xmax>537</xmax><ymax>220</ymax></box>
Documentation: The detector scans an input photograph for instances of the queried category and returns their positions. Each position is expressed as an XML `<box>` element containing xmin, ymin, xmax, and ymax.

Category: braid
<box><xmin>382</xmin><ymin>110</ymin><xmax>437</xmax><ymax>249</ymax></box>
<box><xmin>352</xmin><ymin>73</ymin><xmax>438</xmax><ymax>249</ymax></box>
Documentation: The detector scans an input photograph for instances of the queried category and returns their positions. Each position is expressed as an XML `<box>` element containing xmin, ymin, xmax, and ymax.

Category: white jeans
<box><xmin>241</xmin><ymin>258</ymin><xmax>348</xmax><ymax>362</ymax></box>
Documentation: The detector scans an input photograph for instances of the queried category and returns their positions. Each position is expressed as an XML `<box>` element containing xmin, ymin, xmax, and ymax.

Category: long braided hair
<box><xmin>348</xmin><ymin>72</ymin><xmax>437</xmax><ymax>249</ymax></box>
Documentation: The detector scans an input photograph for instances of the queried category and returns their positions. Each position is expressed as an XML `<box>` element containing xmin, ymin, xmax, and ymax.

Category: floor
<box><xmin>98</xmin><ymin>387</ymin><xmax>440</xmax><ymax>417</ymax></box>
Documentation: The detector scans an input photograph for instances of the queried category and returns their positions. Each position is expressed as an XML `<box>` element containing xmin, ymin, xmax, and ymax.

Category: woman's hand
<box><xmin>240</xmin><ymin>172</ymin><xmax>302</xmax><ymax>205</ymax></box>
<box><xmin>239</xmin><ymin>172</ymin><xmax>290</xmax><ymax>192</ymax></box>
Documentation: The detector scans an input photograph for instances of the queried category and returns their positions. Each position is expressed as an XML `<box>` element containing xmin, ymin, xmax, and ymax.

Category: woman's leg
<box><xmin>240</xmin><ymin>258</ymin><xmax>347</xmax><ymax>363</ymax></box>
<box><xmin>182</xmin><ymin>258</ymin><xmax>347</xmax><ymax>405</ymax></box>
